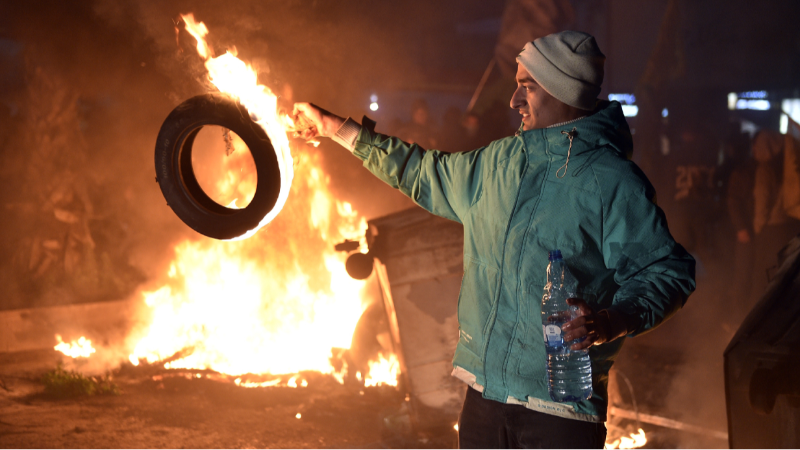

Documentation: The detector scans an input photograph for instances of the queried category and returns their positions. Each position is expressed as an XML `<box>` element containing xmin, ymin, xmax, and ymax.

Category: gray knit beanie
<box><xmin>516</xmin><ymin>31</ymin><xmax>605</xmax><ymax>111</ymax></box>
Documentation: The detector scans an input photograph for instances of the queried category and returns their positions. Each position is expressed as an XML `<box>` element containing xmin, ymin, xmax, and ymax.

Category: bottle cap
<box><xmin>548</xmin><ymin>249</ymin><xmax>562</xmax><ymax>261</ymax></box>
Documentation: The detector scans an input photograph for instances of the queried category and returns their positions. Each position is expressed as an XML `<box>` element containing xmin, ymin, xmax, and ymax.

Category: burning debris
<box><xmin>363</xmin><ymin>353</ymin><xmax>400</xmax><ymax>388</ymax></box>
<box><xmin>605</xmin><ymin>428</ymin><xmax>646</xmax><ymax>449</ymax></box>
<box><xmin>54</xmin><ymin>335</ymin><xmax>96</xmax><ymax>359</ymax></box>
<box><xmin>51</xmin><ymin>12</ymin><xmax>396</xmax><ymax>396</ymax></box>
<box><xmin>178</xmin><ymin>12</ymin><xmax>295</xmax><ymax>239</ymax></box>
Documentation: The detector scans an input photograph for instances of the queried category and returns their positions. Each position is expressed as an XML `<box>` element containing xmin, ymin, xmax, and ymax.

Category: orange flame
<box><xmin>54</xmin><ymin>335</ymin><xmax>96</xmax><ymax>358</ymax></box>
<box><xmin>127</xmin><ymin>150</ymin><xmax>375</xmax><ymax>380</ymax></box>
<box><xmin>605</xmin><ymin>428</ymin><xmax>647</xmax><ymax>449</ymax></box>
<box><xmin>365</xmin><ymin>353</ymin><xmax>400</xmax><ymax>387</ymax></box>
<box><xmin>181</xmin><ymin>12</ymin><xmax>295</xmax><ymax>239</ymax></box>
<box><xmin>121</xmin><ymin>13</ymin><xmax>395</xmax><ymax>388</ymax></box>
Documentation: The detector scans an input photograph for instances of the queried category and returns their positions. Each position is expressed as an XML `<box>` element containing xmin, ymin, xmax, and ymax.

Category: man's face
<box><xmin>510</xmin><ymin>63</ymin><xmax>578</xmax><ymax>131</ymax></box>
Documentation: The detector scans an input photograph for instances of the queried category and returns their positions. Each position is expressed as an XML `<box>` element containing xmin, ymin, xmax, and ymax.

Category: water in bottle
<box><xmin>541</xmin><ymin>249</ymin><xmax>593</xmax><ymax>402</ymax></box>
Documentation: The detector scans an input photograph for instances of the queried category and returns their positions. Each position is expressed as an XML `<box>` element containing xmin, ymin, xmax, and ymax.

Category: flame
<box><xmin>127</xmin><ymin>150</ymin><xmax>386</xmax><ymax>382</ymax></box>
<box><xmin>605</xmin><ymin>428</ymin><xmax>647</xmax><ymax>449</ymax></box>
<box><xmin>54</xmin><ymin>335</ymin><xmax>96</xmax><ymax>358</ymax></box>
<box><xmin>181</xmin><ymin>13</ymin><xmax>295</xmax><ymax>239</ymax></box>
<box><xmin>122</xmin><ymin>13</ymin><xmax>398</xmax><ymax>389</ymax></box>
<box><xmin>234</xmin><ymin>377</ymin><xmax>282</xmax><ymax>388</ymax></box>
<box><xmin>364</xmin><ymin>353</ymin><xmax>400</xmax><ymax>387</ymax></box>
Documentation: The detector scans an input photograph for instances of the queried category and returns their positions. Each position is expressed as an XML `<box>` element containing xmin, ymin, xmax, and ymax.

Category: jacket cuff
<box><xmin>332</xmin><ymin>117</ymin><xmax>362</xmax><ymax>152</ymax></box>
<box><xmin>597</xmin><ymin>309</ymin><xmax>629</xmax><ymax>342</ymax></box>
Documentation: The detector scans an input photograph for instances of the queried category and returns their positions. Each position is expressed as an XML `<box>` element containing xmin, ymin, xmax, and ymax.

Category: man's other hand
<box><xmin>292</xmin><ymin>103</ymin><xmax>345</xmax><ymax>140</ymax></box>
<box><xmin>562</xmin><ymin>298</ymin><xmax>626</xmax><ymax>350</ymax></box>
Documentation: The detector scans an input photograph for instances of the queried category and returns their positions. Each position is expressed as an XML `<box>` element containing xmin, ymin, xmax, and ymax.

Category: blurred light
<box><xmin>661</xmin><ymin>108</ymin><xmax>669</xmax><ymax>118</ymax></box>
<box><xmin>454</xmin><ymin>424</ymin><xmax>459</xmax><ymax>431</ymax></box>
<box><xmin>740</xmin><ymin>120</ymin><xmax>759</xmax><ymax>137</ymax></box>
<box><xmin>739</xmin><ymin>90</ymin><xmax>768</xmax><ymax>99</ymax></box>
<box><xmin>370</xmin><ymin>94</ymin><xmax>378</xmax><ymax>102</ymax></box>
<box><xmin>295</xmin><ymin>413</ymin><xmax>301</xmax><ymax>419</ymax></box>
<box><xmin>728</xmin><ymin>93</ymin><xmax>738</xmax><ymax>110</ymax></box>
<box><xmin>735</xmin><ymin>99</ymin><xmax>770</xmax><ymax>111</ymax></box>
<box><xmin>369</xmin><ymin>102</ymin><xmax>379</xmax><ymax>111</ymax></box>
<box><xmin>608</xmin><ymin>93</ymin><xmax>636</xmax><ymax>105</ymax></box>
<box><xmin>781</xmin><ymin>99</ymin><xmax>800</xmax><ymax>134</ymax></box>
<box><xmin>621</xmin><ymin>105</ymin><xmax>639</xmax><ymax>117</ymax></box>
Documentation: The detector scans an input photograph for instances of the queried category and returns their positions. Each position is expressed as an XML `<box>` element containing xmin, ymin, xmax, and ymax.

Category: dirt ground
<box><xmin>0</xmin><ymin>344</ymin><xmax>728</xmax><ymax>450</ymax></box>
<box><xmin>0</xmin><ymin>245</ymin><xmax>737</xmax><ymax>450</ymax></box>
<box><xmin>0</xmin><ymin>351</ymin><xmax>457</xmax><ymax>449</ymax></box>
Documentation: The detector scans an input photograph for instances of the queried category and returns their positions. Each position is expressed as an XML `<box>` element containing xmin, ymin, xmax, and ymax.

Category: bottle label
<box><xmin>543</xmin><ymin>324</ymin><xmax>563</xmax><ymax>347</ymax></box>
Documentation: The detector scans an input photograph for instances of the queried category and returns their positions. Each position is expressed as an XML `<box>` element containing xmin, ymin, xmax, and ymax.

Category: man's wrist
<box><xmin>331</xmin><ymin>118</ymin><xmax>362</xmax><ymax>152</ymax></box>
<box><xmin>322</xmin><ymin>114</ymin><xmax>346</xmax><ymax>137</ymax></box>
<box><xmin>597</xmin><ymin>309</ymin><xmax>628</xmax><ymax>343</ymax></box>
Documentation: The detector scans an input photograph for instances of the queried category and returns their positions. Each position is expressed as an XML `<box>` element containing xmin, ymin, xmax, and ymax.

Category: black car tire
<box><xmin>154</xmin><ymin>93</ymin><xmax>282</xmax><ymax>240</ymax></box>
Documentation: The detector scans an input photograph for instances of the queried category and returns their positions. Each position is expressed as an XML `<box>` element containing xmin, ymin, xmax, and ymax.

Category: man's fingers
<box><xmin>293</xmin><ymin>102</ymin><xmax>310</xmax><ymax>115</ymax></box>
<box><xmin>562</xmin><ymin>315</ymin><xmax>586</xmax><ymax>331</ymax></box>
<box><xmin>292</xmin><ymin>102</ymin><xmax>318</xmax><ymax>125</ymax></box>
<box><xmin>563</xmin><ymin>325</ymin><xmax>587</xmax><ymax>342</ymax></box>
<box><xmin>563</xmin><ymin>312</ymin><xmax>607</xmax><ymax>345</ymax></box>
<box><xmin>566</xmin><ymin>297</ymin><xmax>591</xmax><ymax>311</ymax></box>
<box><xmin>299</xmin><ymin>128</ymin><xmax>318</xmax><ymax>140</ymax></box>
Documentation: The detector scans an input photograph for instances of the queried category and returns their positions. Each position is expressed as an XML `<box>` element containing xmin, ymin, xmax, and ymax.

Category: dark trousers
<box><xmin>458</xmin><ymin>387</ymin><xmax>606</xmax><ymax>449</ymax></box>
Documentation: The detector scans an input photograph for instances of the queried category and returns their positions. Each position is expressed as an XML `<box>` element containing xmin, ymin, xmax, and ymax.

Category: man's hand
<box><xmin>292</xmin><ymin>102</ymin><xmax>345</xmax><ymax>140</ymax></box>
<box><xmin>561</xmin><ymin>298</ymin><xmax>626</xmax><ymax>350</ymax></box>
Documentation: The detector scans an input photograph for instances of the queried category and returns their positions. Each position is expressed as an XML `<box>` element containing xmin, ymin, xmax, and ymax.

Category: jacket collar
<box><xmin>517</xmin><ymin>101</ymin><xmax>632</xmax><ymax>158</ymax></box>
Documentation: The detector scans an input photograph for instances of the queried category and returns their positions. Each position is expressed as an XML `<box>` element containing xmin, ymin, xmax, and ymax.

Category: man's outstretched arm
<box><xmin>292</xmin><ymin>102</ymin><xmax>486</xmax><ymax>223</ymax></box>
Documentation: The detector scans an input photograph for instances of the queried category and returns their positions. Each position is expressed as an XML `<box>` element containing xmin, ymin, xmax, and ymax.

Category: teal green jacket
<box><xmin>349</xmin><ymin>101</ymin><xmax>695</xmax><ymax>421</ymax></box>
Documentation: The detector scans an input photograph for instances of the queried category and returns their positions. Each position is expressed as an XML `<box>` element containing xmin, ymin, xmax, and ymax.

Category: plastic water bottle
<box><xmin>541</xmin><ymin>249</ymin><xmax>592</xmax><ymax>402</ymax></box>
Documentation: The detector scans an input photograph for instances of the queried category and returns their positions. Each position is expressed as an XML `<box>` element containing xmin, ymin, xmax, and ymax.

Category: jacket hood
<box><xmin>519</xmin><ymin>100</ymin><xmax>633</xmax><ymax>159</ymax></box>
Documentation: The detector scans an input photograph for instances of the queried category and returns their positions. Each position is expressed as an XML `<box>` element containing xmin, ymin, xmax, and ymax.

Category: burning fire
<box><xmin>121</xmin><ymin>13</ymin><xmax>394</xmax><ymax>387</ymax></box>
<box><xmin>365</xmin><ymin>353</ymin><xmax>400</xmax><ymax>387</ymax></box>
<box><xmin>54</xmin><ymin>335</ymin><xmax>96</xmax><ymax>358</ymax></box>
<box><xmin>52</xmin><ymin>12</ymin><xmax>396</xmax><ymax>390</ymax></box>
<box><xmin>127</xmin><ymin>153</ymin><xmax>370</xmax><ymax>377</ymax></box>
<box><xmin>182</xmin><ymin>13</ymin><xmax>295</xmax><ymax>239</ymax></box>
<box><xmin>605</xmin><ymin>428</ymin><xmax>647</xmax><ymax>449</ymax></box>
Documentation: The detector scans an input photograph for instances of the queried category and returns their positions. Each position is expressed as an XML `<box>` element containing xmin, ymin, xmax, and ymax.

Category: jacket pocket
<box><xmin>457</xmin><ymin>256</ymin><xmax>499</xmax><ymax>359</ymax></box>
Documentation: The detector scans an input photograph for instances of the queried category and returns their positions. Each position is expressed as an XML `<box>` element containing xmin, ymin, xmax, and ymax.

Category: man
<box><xmin>294</xmin><ymin>30</ymin><xmax>695</xmax><ymax>449</ymax></box>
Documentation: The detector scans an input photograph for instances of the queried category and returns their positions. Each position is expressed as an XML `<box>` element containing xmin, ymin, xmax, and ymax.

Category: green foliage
<box><xmin>41</xmin><ymin>364</ymin><xmax>119</xmax><ymax>398</ymax></box>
